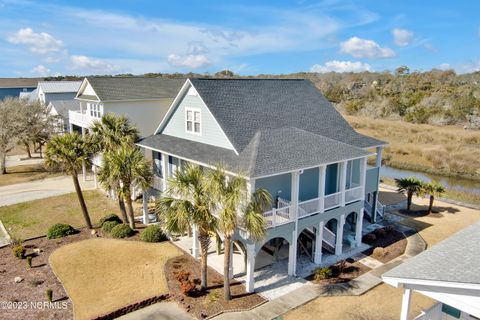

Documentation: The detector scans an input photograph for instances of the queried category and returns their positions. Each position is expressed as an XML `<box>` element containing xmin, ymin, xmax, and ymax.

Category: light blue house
<box><xmin>138</xmin><ymin>78</ymin><xmax>386</xmax><ymax>292</ymax></box>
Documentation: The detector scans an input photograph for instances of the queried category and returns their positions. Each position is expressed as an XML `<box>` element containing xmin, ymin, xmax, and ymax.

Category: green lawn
<box><xmin>0</xmin><ymin>190</ymin><xmax>119</xmax><ymax>239</ymax></box>
<box><xmin>0</xmin><ymin>164</ymin><xmax>64</xmax><ymax>187</ymax></box>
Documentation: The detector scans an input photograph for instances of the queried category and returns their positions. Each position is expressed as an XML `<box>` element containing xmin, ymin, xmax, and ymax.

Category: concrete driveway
<box><xmin>0</xmin><ymin>175</ymin><xmax>95</xmax><ymax>207</ymax></box>
<box><xmin>117</xmin><ymin>302</ymin><xmax>193</xmax><ymax>320</ymax></box>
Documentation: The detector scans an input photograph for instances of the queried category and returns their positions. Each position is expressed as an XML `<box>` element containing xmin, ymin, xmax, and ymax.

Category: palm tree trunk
<box><xmin>198</xmin><ymin>231</ymin><xmax>211</xmax><ymax>290</ymax></box>
<box><xmin>117</xmin><ymin>196</ymin><xmax>128</xmax><ymax>224</ymax></box>
<box><xmin>428</xmin><ymin>195</ymin><xmax>434</xmax><ymax>214</ymax></box>
<box><xmin>0</xmin><ymin>153</ymin><xmax>6</xmax><ymax>175</ymax></box>
<box><xmin>124</xmin><ymin>190</ymin><xmax>136</xmax><ymax>229</ymax></box>
<box><xmin>223</xmin><ymin>235</ymin><xmax>232</xmax><ymax>301</ymax></box>
<box><xmin>407</xmin><ymin>191</ymin><xmax>413</xmax><ymax>211</ymax></box>
<box><xmin>72</xmin><ymin>174</ymin><xmax>92</xmax><ymax>229</ymax></box>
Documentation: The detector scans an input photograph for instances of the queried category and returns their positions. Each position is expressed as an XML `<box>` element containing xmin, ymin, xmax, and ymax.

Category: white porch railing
<box><xmin>345</xmin><ymin>186</ymin><xmax>363</xmax><ymax>204</ymax></box>
<box><xmin>324</xmin><ymin>192</ymin><xmax>342</xmax><ymax>210</ymax></box>
<box><xmin>323</xmin><ymin>226</ymin><xmax>336</xmax><ymax>248</ymax></box>
<box><xmin>263</xmin><ymin>205</ymin><xmax>292</xmax><ymax>227</ymax></box>
<box><xmin>298</xmin><ymin>197</ymin><xmax>321</xmax><ymax>218</ymax></box>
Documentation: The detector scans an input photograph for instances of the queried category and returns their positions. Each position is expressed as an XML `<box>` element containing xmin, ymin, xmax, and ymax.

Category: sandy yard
<box><xmin>284</xmin><ymin>189</ymin><xmax>480</xmax><ymax>320</ymax></box>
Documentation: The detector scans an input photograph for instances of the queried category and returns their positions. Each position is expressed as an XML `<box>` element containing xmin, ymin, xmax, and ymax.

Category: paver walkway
<box><xmin>0</xmin><ymin>175</ymin><xmax>95</xmax><ymax>207</ymax></box>
<box><xmin>116</xmin><ymin>302</ymin><xmax>194</xmax><ymax>320</ymax></box>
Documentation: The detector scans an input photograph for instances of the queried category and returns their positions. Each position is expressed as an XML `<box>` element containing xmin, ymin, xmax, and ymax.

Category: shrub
<box><xmin>101</xmin><ymin>221</ymin><xmax>120</xmax><ymax>233</ymax></box>
<box><xmin>362</xmin><ymin>233</ymin><xmax>376</xmax><ymax>244</ymax></box>
<box><xmin>99</xmin><ymin>214</ymin><xmax>123</xmax><ymax>227</ymax></box>
<box><xmin>140</xmin><ymin>225</ymin><xmax>167</xmax><ymax>243</ymax></box>
<box><xmin>313</xmin><ymin>267</ymin><xmax>333</xmax><ymax>281</ymax></box>
<box><xmin>46</xmin><ymin>289</ymin><xmax>53</xmax><ymax>303</ymax></box>
<box><xmin>110</xmin><ymin>224</ymin><xmax>134</xmax><ymax>239</ymax></box>
<box><xmin>26</xmin><ymin>256</ymin><xmax>33</xmax><ymax>268</ymax></box>
<box><xmin>373</xmin><ymin>247</ymin><xmax>387</xmax><ymax>258</ymax></box>
<box><xmin>174</xmin><ymin>271</ymin><xmax>196</xmax><ymax>296</ymax></box>
<box><xmin>206</xmin><ymin>291</ymin><xmax>219</xmax><ymax>304</ymax></box>
<box><xmin>374</xmin><ymin>228</ymin><xmax>387</xmax><ymax>238</ymax></box>
<box><xmin>384</xmin><ymin>225</ymin><xmax>395</xmax><ymax>233</ymax></box>
<box><xmin>47</xmin><ymin>224</ymin><xmax>76</xmax><ymax>239</ymax></box>
<box><xmin>12</xmin><ymin>245</ymin><xmax>26</xmax><ymax>259</ymax></box>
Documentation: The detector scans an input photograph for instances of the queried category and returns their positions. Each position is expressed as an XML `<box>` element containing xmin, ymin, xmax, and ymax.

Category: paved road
<box><xmin>117</xmin><ymin>302</ymin><xmax>194</xmax><ymax>320</ymax></box>
<box><xmin>0</xmin><ymin>175</ymin><xmax>95</xmax><ymax>207</ymax></box>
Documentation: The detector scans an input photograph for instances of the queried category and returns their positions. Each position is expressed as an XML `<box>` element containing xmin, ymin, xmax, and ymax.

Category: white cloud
<box><xmin>30</xmin><ymin>65</ymin><xmax>50</xmax><ymax>75</ymax></box>
<box><xmin>340</xmin><ymin>37</ymin><xmax>395</xmax><ymax>59</ymax></box>
<box><xmin>70</xmin><ymin>55</ymin><xmax>119</xmax><ymax>73</ymax></box>
<box><xmin>7</xmin><ymin>28</ymin><xmax>63</xmax><ymax>54</ymax></box>
<box><xmin>167</xmin><ymin>53</ymin><xmax>212</xmax><ymax>69</ymax></box>
<box><xmin>392</xmin><ymin>28</ymin><xmax>413</xmax><ymax>46</ymax></box>
<box><xmin>310</xmin><ymin>60</ymin><xmax>371</xmax><ymax>73</ymax></box>
<box><xmin>438</xmin><ymin>63</ymin><xmax>451</xmax><ymax>70</ymax></box>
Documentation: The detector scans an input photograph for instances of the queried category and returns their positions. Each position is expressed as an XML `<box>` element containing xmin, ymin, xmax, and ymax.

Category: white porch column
<box><xmin>245</xmin><ymin>244</ymin><xmax>256</xmax><ymax>293</ymax></box>
<box><xmin>318</xmin><ymin>165</ymin><xmax>326</xmax><ymax>213</ymax></box>
<box><xmin>288</xmin><ymin>229</ymin><xmax>297</xmax><ymax>276</ymax></box>
<box><xmin>228</xmin><ymin>240</ymin><xmax>234</xmax><ymax>279</ymax></box>
<box><xmin>81</xmin><ymin>127</ymin><xmax>86</xmax><ymax>182</ymax></box>
<box><xmin>314</xmin><ymin>221</ymin><xmax>324</xmax><ymax>264</ymax></box>
<box><xmin>400</xmin><ymin>288</ymin><xmax>412</xmax><ymax>320</ymax></box>
<box><xmin>375</xmin><ymin>146</ymin><xmax>383</xmax><ymax>168</ymax></box>
<box><xmin>340</xmin><ymin>161</ymin><xmax>347</xmax><ymax>206</ymax></box>
<box><xmin>161</xmin><ymin>153</ymin><xmax>169</xmax><ymax>192</ymax></box>
<box><xmin>192</xmin><ymin>225</ymin><xmax>200</xmax><ymax>260</ymax></box>
<box><xmin>335</xmin><ymin>214</ymin><xmax>345</xmax><ymax>256</ymax></box>
<box><xmin>291</xmin><ymin>171</ymin><xmax>300</xmax><ymax>219</ymax></box>
<box><xmin>69</xmin><ymin>123</ymin><xmax>73</xmax><ymax>133</ymax></box>
<box><xmin>92</xmin><ymin>165</ymin><xmax>98</xmax><ymax>189</ymax></box>
<box><xmin>355</xmin><ymin>209</ymin><xmax>364</xmax><ymax>247</ymax></box>
<box><xmin>142</xmin><ymin>191</ymin><xmax>149</xmax><ymax>225</ymax></box>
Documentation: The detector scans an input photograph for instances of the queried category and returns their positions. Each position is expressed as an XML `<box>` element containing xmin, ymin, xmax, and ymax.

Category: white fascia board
<box><xmin>75</xmin><ymin>78</ymin><xmax>89</xmax><ymax>99</ymax></box>
<box><xmin>383</xmin><ymin>276</ymin><xmax>480</xmax><ymax>292</ymax></box>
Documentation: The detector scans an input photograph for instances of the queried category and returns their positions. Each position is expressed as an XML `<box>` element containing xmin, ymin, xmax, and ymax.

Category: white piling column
<box><xmin>288</xmin><ymin>229</ymin><xmax>297</xmax><ymax>276</ymax></box>
<box><xmin>318</xmin><ymin>165</ymin><xmax>326</xmax><ymax>213</ymax></box>
<box><xmin>314</xmin><ymin>221</ymin><xmax>324</xmax><ymax>264</ymax></box>
<box><xmin>355</xmin><ymin>209</ymin><xmax>364</xmax><ymax>247</ymax></box>
<box><xmin>340</xmin><ymin>161</ymin><xmax>347</xmax><ymax>206</ymax></box>
<box><xmin>192</xmin><ymin>225</ymin><xmax>200</xmax><ymax>260</ymax></box>
<box><xmin>92</xmin><ymin>165</ymin><xmax>98</xmax><ymax>189</ymax></box>
<box><xmin>335</xmin><ymin>214</ymin><xmax>345</xmax><ymax>256</ymax></box>
<box><xmin>375</xmin><ymin>146</ymin><xmax>383</xmax><ymax>168</ymax></box>
<box><xmin>245</xmin><ymin>244</ymin><xmax>256</xmax><ymax>293</ymax></box>
<box><xmin>142</xmin><ymin>192</ymin><xmax>149</xmax><ymax>225</ymax></box>
<box><xmin>400</xmin><ymin>288</ymin><xmax>412</xmax><ymax>320</ymax></box>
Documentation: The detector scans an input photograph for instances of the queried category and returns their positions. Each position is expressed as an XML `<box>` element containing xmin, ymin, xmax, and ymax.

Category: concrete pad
<box><xmin>117</xmin><ymin>302</ymin><xmax>194</xmax><ymax>320</ymax></box>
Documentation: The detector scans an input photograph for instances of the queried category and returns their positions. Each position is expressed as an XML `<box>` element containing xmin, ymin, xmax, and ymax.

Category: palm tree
<box><xmin>206</xmin><ymin>167</ymin><xmax>271</xmax><ymax>300</ymax></box>
<box><xmin>395</xmin><ymin>177</ymin><xmax>423</xmax><ymax>211</ymax></box>
<box><xmin>90</xmin><ymin>114</ymin><xmax>139</xmax><ymax>223</ymax></box>
<box><xmin>45</xmin><ymin>133</ymin><xmax>93</xmax><ymax>229</ymax></box>
<box><xmin>156</xmin><ymin>163</ymin><xmax>216</xmax><ymax>291</ymax></box>
<box><xmin>101</xmin><ymin>143</ymin><xmax>152</xmax><ymax>229</ymax></box>
<box><xmin>421</xmin><ymin>181</ymin><xmax>445</xmax><ymax>214</ymax></box>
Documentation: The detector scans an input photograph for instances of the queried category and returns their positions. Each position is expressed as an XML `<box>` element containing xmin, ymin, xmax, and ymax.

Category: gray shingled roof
<box><xmin>189</xmin><ymin>78</ymin><xmax>385</xmax><ymax>150</ymax></box>
<box><xmin>48</xmin><ymin>100</ymin><xmax>80</xmax><ymax>117</ymax></box>
<box><xmin>81</xmin><ymin>77</ymin><xmax>184</xmax><ymax>101</ymax></box>
<box><xmin>139</xmin><ymin>127</ymin><xmax>370</xmax><ymax>178</ymax></box>
<box><xmin>383</xmin><ymin>221</ymin><xmax>480</xmax><ymax>285</ymax></box>
<box><xmin>0</xmin><ymin>77</ymin><xmax>42</xmax><ymax>88</ymax></box>
<box><xmin>38</xmin><ymin>81</ymin><xmax>82</xmax><ymax>93</ymax></box>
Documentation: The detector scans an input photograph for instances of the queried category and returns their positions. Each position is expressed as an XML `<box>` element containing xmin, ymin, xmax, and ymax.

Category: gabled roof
<box><xmin>383</xmin><ymin>221</ymin><xmax>480</xmax><ymax>286</ymax></box>
<box><xmin>78</xmin><ymin>77</ymin><xmax>184</xmax><ymax>101</ymax></box>
<box><xmin>48</xmin><ymin>100</ymin><xmax>80</xmax><ymax>117</ymax></box>
<box><xmin>139</xmin><ymin>127</ymin><xmax>370</xmax><ymax>178</ymax></box>
<box><xmin>0</xmin><ymin>77</ymin><xmax>42</xmax><ymax>88</ymax></box>
<box><xmin>189</xmin><ymin>78</ymin><xmax>385</xmax><ymax>150</ymax></box>
<box><xmin>38</xmin><ymin>81</ymin><xmax>82</xmax><ymax>93</ymax></box>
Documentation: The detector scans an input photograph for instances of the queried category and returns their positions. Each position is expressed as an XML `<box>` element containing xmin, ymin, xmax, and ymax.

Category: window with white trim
<box><xmin>186</xmin><ymin>108</ymin><xmax>201</xmax><ymax>134</ymax></box>
<box><xmin>88</xmin><ymin>103</ymin><xmax>102</xmax><ymax>118</ymax></box>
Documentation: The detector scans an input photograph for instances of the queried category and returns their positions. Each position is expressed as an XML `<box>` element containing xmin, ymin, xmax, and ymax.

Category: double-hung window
<box><xmin>186</xmin><ymin>108</ymin><xmax>201</xmax><ymax>134</ymax></box>
<box><xmin>88</xmin><ymin>103</ymin><xmax>102</xmax><ymax>118</ymax></box>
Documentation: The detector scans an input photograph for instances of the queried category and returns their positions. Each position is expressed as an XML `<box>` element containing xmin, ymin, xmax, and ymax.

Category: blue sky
<box><xmin>0</xmin><ymin>0</ymin><xmax>479</xmax><ymax>76</ymax></box>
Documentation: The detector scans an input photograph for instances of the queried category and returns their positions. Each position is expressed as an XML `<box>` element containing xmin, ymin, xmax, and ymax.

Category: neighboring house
<box><xmin>68</xmin><ymin>77</ymin><xmax>184</xmax><ymax>182</ymax></box>
<box><xmin>47</xmin><ymin>100</ymin><xmax>80</xmax><ymax>133</ymax></box>
<box><xmin>383</xmin><ymin>222</ymin><xmax>480</xmax><ymax>320</ymax></box>
<box><xmin>137</xmin><ymin>78</ymin><xmax>387</xmax><ymax>292</ymax></box>
<box><xmin>36</xmin><ymin>81</ymin><xmax>82</xmax><ymax>106</ymax></box>
<box><xmin>0</xmin><ymin>77</ymin><xmax>41</xmax><ymax>100</ymax></box>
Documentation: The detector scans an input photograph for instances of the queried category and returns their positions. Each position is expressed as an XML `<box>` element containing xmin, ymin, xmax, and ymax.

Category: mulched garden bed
<box><xmin>306</xmin><ymin>258</ymin><xmax>371</xmax><ymax>284</ymax></box>
<box><xmin>362</xmin><ymin>226</ymin><xmax>407</xmax><ymax>263</ymax></box>
<box><xmin>0</xmin><ymin>229</ymin><xmax>99</xmax><ymax>320</ymax></box>
<box><xmin>397</xmin><ymin>209</ymin><xmax>443</xmax><ymax>218</ymax></box>
<box><xmin>165</xmin><ymin>254</ymin><xmax>266</xmax><ymax>319</ymax></box>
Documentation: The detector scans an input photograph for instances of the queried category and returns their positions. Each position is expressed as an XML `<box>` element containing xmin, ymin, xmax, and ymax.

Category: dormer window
<box><xmin>186</xmin><ymin>108</ymin><xmax>201</xmax><ymax>134</ymax></box>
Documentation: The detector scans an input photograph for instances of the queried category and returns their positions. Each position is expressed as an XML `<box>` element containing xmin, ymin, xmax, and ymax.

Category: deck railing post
<box><xmin>272</xmin><ymin>208</ymin><xmax>277</xmax><ymax>227</ymax></box>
